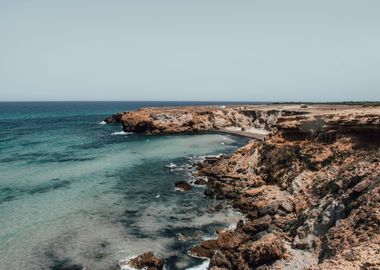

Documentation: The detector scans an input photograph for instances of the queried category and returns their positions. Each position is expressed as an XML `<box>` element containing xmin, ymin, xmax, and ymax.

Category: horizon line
<box><xmin>0</xmin><ymin>100</ymin><xmax>379</xmax><ymax>104</ymax></box>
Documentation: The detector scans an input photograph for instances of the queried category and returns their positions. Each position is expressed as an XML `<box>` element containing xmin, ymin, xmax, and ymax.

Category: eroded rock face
<box><xmin>126</xmin><ymin>252</ymin><xmax>164</xmax><ymax>270</ymax></box>
<box><xmin>192</xmin><ymin>105</ymin><xmax>380</xmax><ymax>269</ymax></box>
<box><xmin>105</xmin><ymin>105</ymin><xmax>298</xmax><ymax>135</ymax></box>
<box><xmin>243</xmin><ymin>233</ymin><xmax>286</xmax><ymax>267</ymax></box>
<box><xmin>110</xmin><ymin>104</ymin><xmax>380</xmax><ymax>269</ymax></box>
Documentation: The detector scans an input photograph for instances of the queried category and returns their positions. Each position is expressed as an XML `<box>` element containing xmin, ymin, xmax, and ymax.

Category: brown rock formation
<box><xmin>175</xmin><ymin>181</ymin><xmax>192</xmax><ymax>191</ymax></box>
<box><xmin>109</xmin><ymin>104</ymin><xmax>380</xmax><ymax>269</ymax></box>
<box><xmin>105</xmin><ymin>105</ymin><xmax>306</xmax><ymax>136</ymax></box>
<box><xmin>126</xmin><ymin>252</ymin><xmax>164</xmax><ymax>270</ymax></box>
<box><xmin>194</xmin><ymin>105</ymin><xmax>380</xmax><ymax>269</ymax></box>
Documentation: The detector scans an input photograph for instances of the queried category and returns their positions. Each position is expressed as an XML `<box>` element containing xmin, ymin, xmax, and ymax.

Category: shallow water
<box><xmin>0</xmin><ymin>102</ymin><xmax>248</xmax><ymax>270</ymax></box>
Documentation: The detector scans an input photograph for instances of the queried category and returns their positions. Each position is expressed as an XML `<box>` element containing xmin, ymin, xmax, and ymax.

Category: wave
<box><xmin>98</xmin><ymin>121</ymin><xmax>107</xmax><ymax>125</ymax></box>
<box><xmin>165</xmin><ymin>162</ymin><xmax>177</xmax><ymax>169</ymax></box>
<box><xmin>119</xmin><ymin>257</ymin><xmax>168</xmax><ymax>270</ymax></box>
<box><xmin>119</xmin><ymin>259</ymin><xmax>136</xmax><ymax>270</ymax></box>
<box><xmin>111</xmin><ymin>131</ymin><xmax>132</xmax><ymax>136</ymax></box>
<box><xmin>185</xmin><ymin>259</ymin><xmax>210</xmax><ymax>270</ymax></box>
<box><xmin>165</xmin><ymin>163</ymin><xmax>193</xmax><ymax>171</ymax></box>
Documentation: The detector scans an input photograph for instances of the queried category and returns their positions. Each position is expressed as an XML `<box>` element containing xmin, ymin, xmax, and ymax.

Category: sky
<box><xmin>0</xmin><ymin>0</ymin><xmax>379</xmax><ymax>102</ymax></box>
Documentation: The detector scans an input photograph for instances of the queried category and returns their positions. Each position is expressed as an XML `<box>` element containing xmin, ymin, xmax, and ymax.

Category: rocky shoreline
<box><xmin>107</xmin><ymin>104</ymin><xmax>380</xmax><ymax>270</ymax></box>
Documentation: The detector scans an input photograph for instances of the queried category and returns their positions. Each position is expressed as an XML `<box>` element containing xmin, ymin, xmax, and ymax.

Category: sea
<box><xmin>0</xmin><ymin>101</ymin><xmax>251</xmax><ymax>270</ymax></box>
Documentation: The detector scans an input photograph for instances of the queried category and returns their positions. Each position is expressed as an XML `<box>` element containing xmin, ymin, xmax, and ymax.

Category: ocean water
<box><xmin>0</xmin><ymin>102</ymin><xmax>249</xmax><ymax>270</ymax></box>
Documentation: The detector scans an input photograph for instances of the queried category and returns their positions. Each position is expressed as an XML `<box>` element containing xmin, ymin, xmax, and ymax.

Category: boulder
<box><xmin>242</xmin><ymin>215</ymin><xmax>272</xmax><ymax>235</ymax></box>
<box><xmin>204</xmin><ymin>188</ymin><xmax>214</xmax><ymax>197</ymax></box>
<box><xmin>104</xmin><ymin>116</ymin><xmax>115</xmax><ymax>124</ymax></box>
<box><xmin>176</xmin><ymin>233</ymin><xmax>189</xmax><ymax>242</ymax></box>
<box><xmin>279</xmin><ymin>200</ymin><xmax>294</xmax><ymax>213</ymax></box>
<box><xmin>104</xmin><ymin>113</ymin><xmax>123</xmax><ymax>124</ymax></box>
<box><xmin>194</xmin><ymin>178</ymin><xmax>208</xmax><ymax>185</ymax></box>
<box><xmin>201</xmin><ymin>239</ymin><xmax>219</xmax><ymax>250</ymax></box>
<box><xmin>127</xmin><ymin>252</ymin><xmax>164</xmax><ymax>270</ymax></box>
<box><xmin>175</xmin><ymin>181</ymin><xmax>192</xmax><ymax>191</ymax></box>
<box><xmin>191</xmin><ymin>239</ymin><xmax>219</xmax><ymax>258</ymax></box>
<box><xmin>190</xmin><ymin>246</ymin><xmax>215</xmax><ymax>258</ymax></box>
<box><xmin>258</xmin><ymin>201</ymin><xmax>279</xmax><ymax>216</ymax></box>
<box><xmin>218</xmin><ymin>231</ymin><xmax>247</xmax><ymax>250</ymax></box>
<box><xmin>210</xmin><ymin>252</ymin><xmax>232</xmax><ymax>269</ymax></box>
<box><xmin>242</xmin><ymin>233</ymin><xmax>285</xmax><ymax>267</ymax></box>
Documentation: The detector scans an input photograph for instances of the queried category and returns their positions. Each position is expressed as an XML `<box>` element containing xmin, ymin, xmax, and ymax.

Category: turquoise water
<box><xmin>0</xmin><ymin>102</ymin><xmax>248</xmax><ymax>270</ymax></box>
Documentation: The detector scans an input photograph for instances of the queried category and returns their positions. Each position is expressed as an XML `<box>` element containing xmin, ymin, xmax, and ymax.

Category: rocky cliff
<box><xmin>104</xmin><ymin>105</ymin><xmax>307</xmax><ymax>135</ymax></box>
<box><xmin>107</xmin><ymin>104</ymin><xmax>380</xmax><ymax>270</ymax></box>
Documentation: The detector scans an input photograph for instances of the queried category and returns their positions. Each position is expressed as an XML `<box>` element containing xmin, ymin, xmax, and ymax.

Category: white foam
<box><xmin>98</xmin><ymin>121</ymin><xmax>107</xmax><ymax>125</ymax></box>
<box><xmin>201</xmin><ymin>235</ymin><xmax>216</xmax><ymax>241</ymax></box>
<box><xmin>119</xmin><ymin>256</ymin><xmax>139</xmax><ymax>270</ymax></box>
<box><xmin>111</xmin><ymin>131</ymin><xmax>132</xmax><ymax>136</ymax></box>
<box><xmin>185</xmin><ymin>259</ymin><xmax>210</xmax><ymax>270</ymax></box>
<box><xmin>119</xmin><ymin>266</ymin><xmax>140</xmax><ymax>270</ymax></box>
<box><xmin>165</xmin><ymin>163</ymin><xmax>177</xmax><ymax>169</ymax></box>
<box><xmin>227</xmin><ymin>222</ymin><xmax>238</xmax><ymax>231</ymax></box>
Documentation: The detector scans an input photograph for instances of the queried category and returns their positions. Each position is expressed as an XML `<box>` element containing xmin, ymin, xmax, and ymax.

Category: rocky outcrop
<box><xmin>124</xmin><ymin>252</ymin><xmax>164</xmax><ymax>270</ymax></box>
<box><xmin>194</xmin><ymin>105</ymin><xmax>380</xmax><ymax>269</ymax></box>
<box><xmin>110</xmin><ymin>104</ymin><xmax>380</xmax><ymax>269</ymax></box>
<box><xmin>105</xmin><ymin>105</ymin><xmax>306</xmax><ymax>135</ymax></box>
<box><xmin>175</xmin><ymin>181</ymin><xmax>192</xmax><ymax>191</ymax></box>
<box><xmin>104</xmin><ymin>113</ymin><xmax>124</xmax><ymax>124</ymax></box>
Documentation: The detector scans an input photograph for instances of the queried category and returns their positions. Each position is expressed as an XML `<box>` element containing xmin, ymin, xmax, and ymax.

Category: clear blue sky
<box><xmin>0</xmin><ymin>0</ymin><xmax>379</xmax><ymax>102</ymax></box>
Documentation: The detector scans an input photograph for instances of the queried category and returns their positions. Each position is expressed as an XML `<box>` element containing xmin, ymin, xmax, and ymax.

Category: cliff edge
<box><xmin>107</xmin><ymin>104</ymin><xmax>380</xmax><ymax>270</ymax></box>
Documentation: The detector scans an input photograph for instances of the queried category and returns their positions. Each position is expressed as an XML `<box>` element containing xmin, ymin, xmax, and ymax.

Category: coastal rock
<box><xmin>242</xmin><ymin>233</ymin><xmax>286</xmax><ymax>267</ymax></box>
<box><xmin>176</xmin><ymin>233</ymin><xmax>189</xmax><ymax>242</ymax></box>
<box><xmin>210</xmin><ymin>266</ymin><xmax>230</xmax><ymax>270</ymax></box>
<box><xmin>194</xmin><ymin>178</ymin><xmax>208</xmax><ymax>185</ymax></box>
<box><xmin>127</xmin><ymin>252</ymin><xmax>164</xmax><ymax>270</ymax></box>
<box><xmin>105</xmin><ymin>105</ymin><xmax>294</xmax><ymax>136</ymax></box>
<box><xmin>203</xmin><ymin>188</ymin><xmax>214</xmax><ymax>197</ymax></box>
<box><xmin>190</xmin><ymin>239</ymin><xmax>220</xmax><ymax>258</ymax></box>
<box><xmin>200</xmin><ymin>107</ymin><xmax>380</xmax><ymax>268</ymax></box>
<box><xmin>111</xmin><ymin>104</ymin><xmax>380</xmax><ymax>269</ymax></box>
<box><xmin>241</xmin><ymin>215</ymin><xmax>272</xmax><ymax>235</ymax></box>
<box><xmin>201</xmin><ymin>239</ymin><xmax>219</xmax><ymax>250</ymax></box>
<box><xmin>104</xmin><ymin>113</ymin><xmax>123</xmax><ymax>124</ymax></box>
<box><xmin>190</xmin><ymin>246</ymin><xmax>215</xmax><ymax>258</ymax></box>
<box><xmin>218</xmin><ymin>231</ymin><xmax>247</xmax><ymax>250</ymax></box>
<box><xmin>210</xmin><ymin>253</ymin><xmax>233</xmax><ymax>269</ymax></box>
<box><xmin>174</xmin><ymin>181</ymin><xmax>192</xmax><ymax>191</ymax></box>
<box><xmin>104</xmin><ymin>116</ymin><xmax>115</xmax><ymax>124</ymax></box>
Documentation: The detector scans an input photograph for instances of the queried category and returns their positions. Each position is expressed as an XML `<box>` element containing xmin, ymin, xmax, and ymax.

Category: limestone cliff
<box><xmin>108</xmin><ymin>104</ymin><xmax>380</xmax><ymax>270</ymax></box>
<box><xmin>195</xmin><ymin>105</ymin><xmax>380</xmax><ymax>270</ymax></box>
<box><xmin>105</xmin><ymin>105</ymin><xmax>306</xmax><ymax>135</ymax></box>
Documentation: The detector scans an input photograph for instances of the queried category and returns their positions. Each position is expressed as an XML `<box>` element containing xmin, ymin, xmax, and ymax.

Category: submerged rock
<box><xmin>176</xmin><ymin>233</ymin><xmax>189</xmax><ymax>242</ymax></box>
